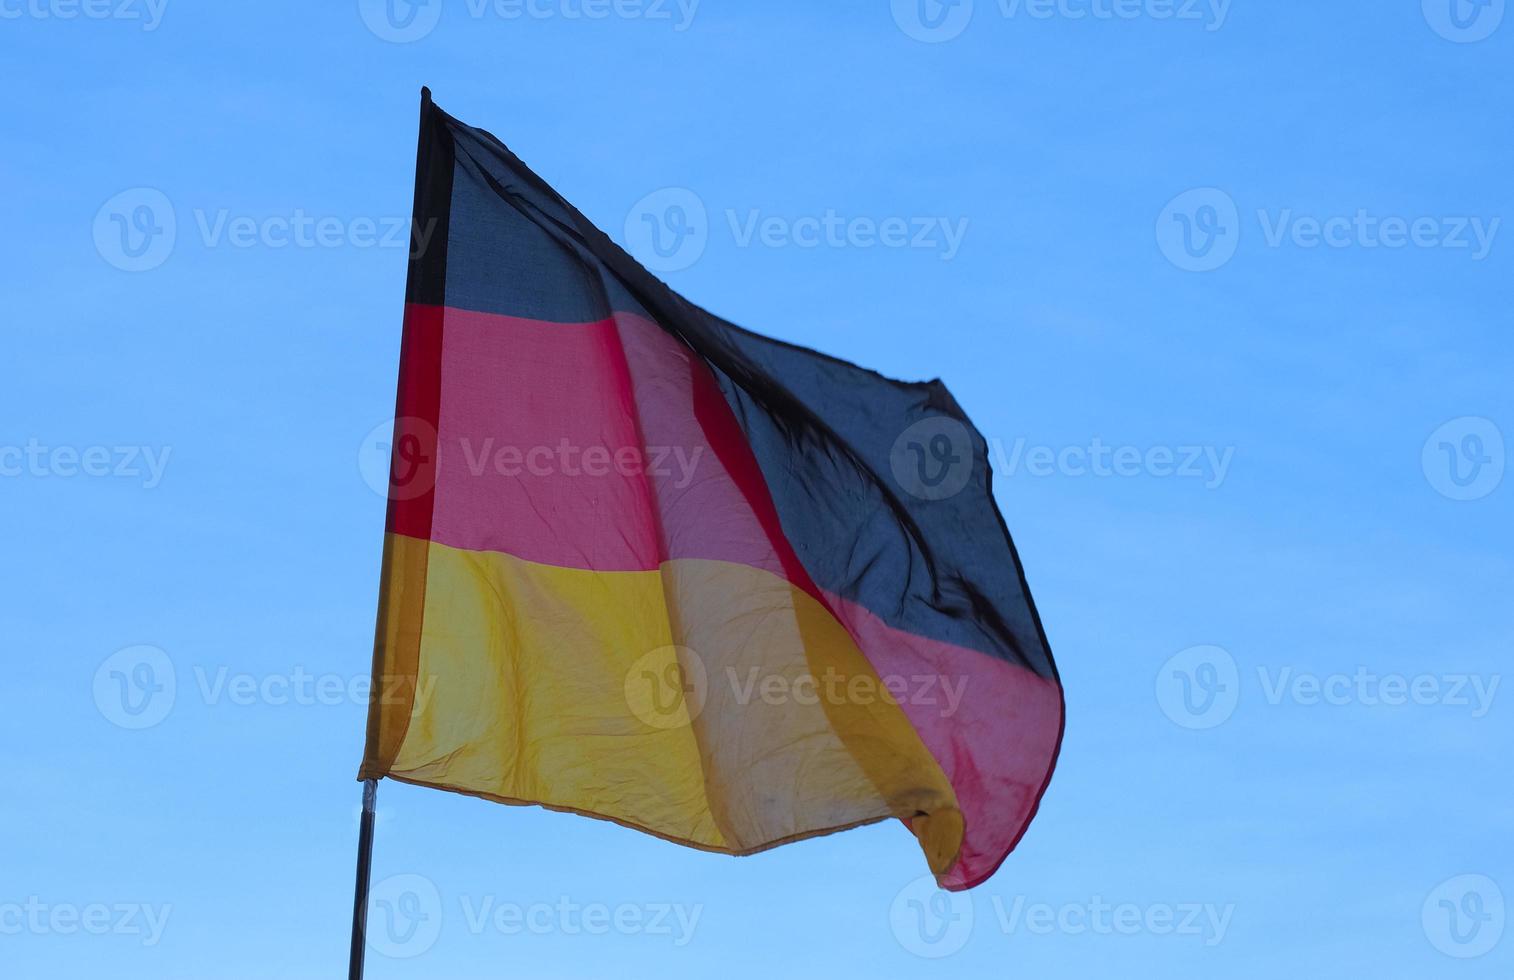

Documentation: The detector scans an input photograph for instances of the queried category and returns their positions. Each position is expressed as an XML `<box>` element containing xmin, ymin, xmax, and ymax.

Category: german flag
<box><xmin>360</xmin><ymin>89</ymin><xmax>1063</xmax><ymax>891</ymax></box>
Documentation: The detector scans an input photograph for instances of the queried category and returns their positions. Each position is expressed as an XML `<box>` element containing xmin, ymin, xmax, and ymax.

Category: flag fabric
<box><xmin>360</xmin><ymin>89</ymin><xmax>1063</xmax><ymax>891</ymax></box>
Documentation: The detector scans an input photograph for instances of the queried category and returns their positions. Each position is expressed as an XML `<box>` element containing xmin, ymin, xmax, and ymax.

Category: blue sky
<box><xmin>2</xmin><ymin>2</ymin><xmax>1511</xmax><ymax>977</ymax></box>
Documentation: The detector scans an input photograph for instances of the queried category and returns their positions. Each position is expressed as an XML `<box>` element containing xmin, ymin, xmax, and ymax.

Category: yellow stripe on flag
<box><xmin>364</xmin><ymin>535</ymin><xmax>963</xmax><ymax>868</ymax></box>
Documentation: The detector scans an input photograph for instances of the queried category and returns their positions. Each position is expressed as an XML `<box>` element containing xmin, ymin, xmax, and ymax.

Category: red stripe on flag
<box><xmin>385</xmin><ymin>303</ymin><xmax>445</xmax><ymax>538</ymax></box>
<box><xmin>403</xmin><ymin>303</ymin><xmax>807</xmax><ymax>586</ymax></box>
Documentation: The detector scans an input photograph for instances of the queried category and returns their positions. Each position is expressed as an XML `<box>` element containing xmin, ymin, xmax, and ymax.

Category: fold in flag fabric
<box><xmin>360</xmin><ymin>88</ymin><xmax>1063</xmax><ymax>891</ymax></box>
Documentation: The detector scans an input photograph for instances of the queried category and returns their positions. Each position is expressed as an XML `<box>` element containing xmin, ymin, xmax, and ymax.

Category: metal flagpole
<box><xmin>347</xmin><ymin>778</ymin><xmax>379</xmax><ymax>980</ymax></box>
<box><xmin>347</xmin><ymin>85</ymin><xmax>432</xmax><ymax>980</ymax></box>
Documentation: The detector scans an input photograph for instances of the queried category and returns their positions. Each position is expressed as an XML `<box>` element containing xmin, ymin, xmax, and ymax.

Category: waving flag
<box><xmin>360</xmin><ymin>89</ymin><xmax>1062</xmax><ymax>891</ymax></box>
